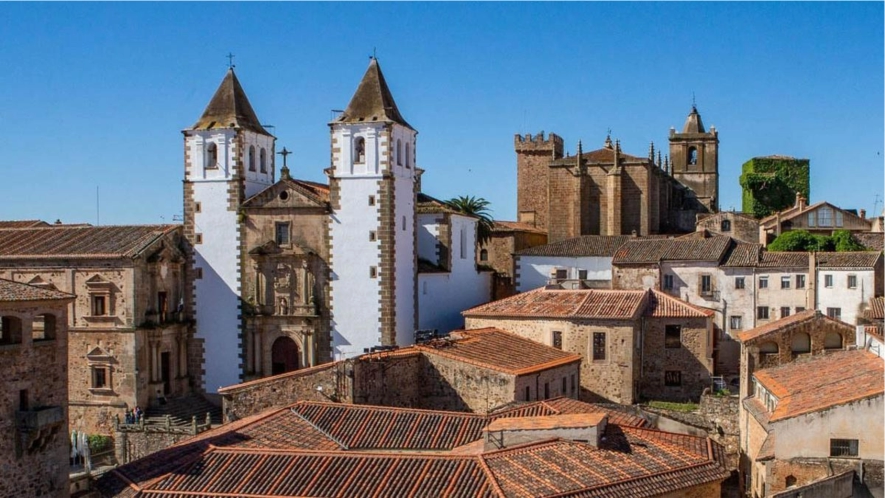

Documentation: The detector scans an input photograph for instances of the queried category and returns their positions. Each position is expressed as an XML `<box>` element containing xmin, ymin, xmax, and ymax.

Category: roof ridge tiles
<box><xmin>288</xmin><ymin>405</ymin><xmax>349</xmax><ymax>450</ymax></box>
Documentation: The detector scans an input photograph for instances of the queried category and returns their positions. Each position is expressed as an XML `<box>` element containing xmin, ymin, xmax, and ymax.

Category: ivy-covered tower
<box><xmin>669</xmin><ymin>106</ymin><xmax>719</xmax><ymax>213</ymax></box>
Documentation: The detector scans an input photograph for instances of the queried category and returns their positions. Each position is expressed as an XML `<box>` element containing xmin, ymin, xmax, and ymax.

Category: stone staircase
<box><xmin>144</xmin><ymin>393</ymin><xmax>222</xmax><ymax>427</ymax></box>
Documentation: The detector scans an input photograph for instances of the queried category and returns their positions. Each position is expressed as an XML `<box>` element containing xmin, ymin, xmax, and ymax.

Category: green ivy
<box><xmin>740</xmin><ymin>157</ymin><xmax>810</xmax><ymax>219</ymax></box>
<box><xmin>768</xmin><ymin>229</ymin><xmax>870</xmax><ymax>252</ymax></box>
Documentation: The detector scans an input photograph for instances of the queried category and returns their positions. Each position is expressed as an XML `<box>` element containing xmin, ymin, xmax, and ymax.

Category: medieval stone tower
<box><xmin>515</xmin><ymin>132</ymin><xmax>564</xmax><ymax>230</ymax></box>
<box><xmin>669</xmin><ymin>105</ymin><xmax>719</xmax><ymax>213</ymax></box>
<box><xmin>183</xmin><ymin>68</ymin><xmax>275</xmax><ymax>392</ymax></box>
<box><xmin>328</xmin><ymin>58</ymin><xmax>418</xmax><ymax>359</ymax></box>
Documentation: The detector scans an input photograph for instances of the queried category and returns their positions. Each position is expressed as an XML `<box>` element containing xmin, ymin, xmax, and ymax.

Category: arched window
<box><xmin>785</xmin><ymin>476</ymin><xmax>797</xmax><ymax>488</ymax></box>
<box><xmin>824</xmin><ymin>332</ymin><xmax>843</xmax><ymax>350</ymax></box>
<box><xmin>259</xmin><ymin>148</ymin><xmax>267</xmax><ymax>173</ymax></box>
<box><xmin>249</xmin><ymin>145</ymin><xmax>256</xmax><ymax>172</ymax></box>
<box><xmin>206</xmin><ymin>142</ymin><xmax>218</xmax><ymax>169</ymax></box>
<box><xmin>688</xmin><ymin>147</ymin><xmax>698</xmax><ymax>166</ymax></box>
<box><xmin>396</xmin><ymin>139</ymin><xmax>402</xmax><ymax>166</ymax></box>
<box><xmin>0</xmin><ymin>316</ymin><xmax>23</xmax><ymax>345</ymax></box>
<box><xmin>405</xmin><ymin>142</ymin><xmax>410</xmax><ymax>167</ymax></box>
<box><xmin>720</xmin><ymin>219</ymin><xmax>731</xmax><ymax>232</ymax></box>
<box><xmin>759</xmin><ymin>341</ymin><xmax>778</xmax><ymax>354</ymax></box>
<box><xmin>271</xmin><ymin>336</ymin><xmax>300</xmax><ymax>375</ymax></box>
<box><xmin>33</xmin><ymin>313</ymin><xmax>56</xmax><ymax>341</ymax></box>
<box><xmin>480</xmin><ymin>249</ymin><xmax>488</xmax><ymax>261</ymax></box>
<box><xmin>354</xmin><ymin>137</ymin><xmax>366</xmax><ymax>164</ymax></box>
<box><xmin>790</xmin><ymin>332</ymin><xmax>811</xmax><ymax>354</ymax></box>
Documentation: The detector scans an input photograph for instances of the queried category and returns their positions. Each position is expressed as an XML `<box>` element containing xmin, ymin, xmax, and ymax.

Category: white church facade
<box><xmin>184</xmin><ymin>60</ymin><xmax>492</xmax><ymax>393</ymax></box>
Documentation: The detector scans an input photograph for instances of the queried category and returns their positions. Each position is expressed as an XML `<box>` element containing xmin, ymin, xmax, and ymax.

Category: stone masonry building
<box><xmin>0</xmin><ymin>278</ymin><xmax>74</xmax><ymax>498</ymax></box>
<box><xmin>515</xmin><ymin>105</ymin><xmax>719</xmax><ymax>241</ymax></box>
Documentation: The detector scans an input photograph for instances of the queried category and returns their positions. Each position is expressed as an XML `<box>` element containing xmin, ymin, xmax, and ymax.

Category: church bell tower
<box><xmin>327</xmin><ymin>58</ymin><xmax>418</xmax><ymax>359</ymax></box>
<box><xmin>182</xmin><ymin>67</ymin><xmax>275</xmax><ymax>392</ymax></box>
<box><xmin>669</xmin><ymin>105</ymin><xmax>719</xmax><ymax>213</ymax></box>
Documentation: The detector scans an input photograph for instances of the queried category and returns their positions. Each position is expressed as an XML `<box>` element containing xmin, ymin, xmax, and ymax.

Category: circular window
<box><xmin>279</xmin><ymin>191</ymin><xmax>289</xmax><ymax>201</ymax></box>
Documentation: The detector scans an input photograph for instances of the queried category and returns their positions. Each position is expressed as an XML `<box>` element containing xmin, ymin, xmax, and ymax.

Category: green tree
<box><xmin>446</xmin><ymin>196</ymin><xmax>494</xmax><ymax>245</ymax></box>
<box><xmin>768</xmin><ymin>230</ymin><xmax>832</xmax><ymax>252</ymax></box>
<box><xmin>831</xmin><ymin>230</ymin><xmax>866</xmax><ymax>252</ymax></box>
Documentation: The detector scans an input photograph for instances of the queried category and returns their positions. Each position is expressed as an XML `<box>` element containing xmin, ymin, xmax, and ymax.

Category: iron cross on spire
<box><xmin>227</xmin><ymin>52</ymin><xmax>236</xmax><ymax>69</ymax></box>
<box><xmin>277</xmin><ymin>147</ymin><xmax>292</xmax><ymax>168</ymax></box>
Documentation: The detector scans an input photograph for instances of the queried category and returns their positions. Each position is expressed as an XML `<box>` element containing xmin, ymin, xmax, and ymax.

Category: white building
<box><xmin>514</xmin><ymin>235</ymin><xmax>638</xmax><ymax>292</ymax></box>
<box><xmin>814</xmin><ymin>252</ymin><xmax>883</xmax><ymax>325</ymax></box>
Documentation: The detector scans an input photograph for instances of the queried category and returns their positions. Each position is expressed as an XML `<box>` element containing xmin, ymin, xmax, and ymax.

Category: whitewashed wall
<box><xmin>817</xmin><ymin>268</ymin><xmax>875</xmax><ymax>325</ymax></box>
<box><xmin>515</xmin><ymin>256</ymin><xmax>613</xmax><ymax>292</ymax></box>
<box><xmin>417</xmin><ymin>213</ymin><xmax>442</xmax><ymax>265</ymax></box>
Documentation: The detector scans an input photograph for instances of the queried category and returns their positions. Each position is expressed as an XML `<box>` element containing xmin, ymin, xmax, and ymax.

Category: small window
<box><xmin>824</xmin><ymin>332</ymin><xmax>843</xmax><ymax>350</ymax></box>
<box><xmin>249</xmin><ymin>145</ymin><xmax>256</xmax><ymax>172</ymax></box>
<box><xmin>791</xmin><ymin>332</ymin><xmax>811</xmax><ymax>353</ymax></box>
<box><xmin>827</xmin><ymin>307</ymin><xmax>842</xmax><ymax>321</ymax></box>
<box><xmin>354</xmin><ymin>137</ymin><xmax>366</xmax><ymax>164</ymax></box>
<box><xmin>275</xmin><ymin>223</ymin><xmax>290</xmax><ymax>245</ymax></box>
<box><xmin>369</xmin><ymin>231</ymin><xmax>377</xmax><ymax>242</ymax></box>
<box><xmin>543</xmin><ymin>382</ymin><xmax>550</xmax><ymax>400</ymax></box>
<box><xmin>32</xmin><ymin>314</ymin><xmax>56</xmax><ymax>341</ymax></box>
<box><xmin>555</xmin><ymin>269</ymin><xmax>568</xmax><ymax>280</ymax></box>
<box><xmin>205</xmin><ymin>142</ymin><xmax>218</xmax><ymax>169</ymax></box>
<box><xmin>730</xmin><ymin>316</ymin><xmax>742</xmax><ymax>330</ymax></box>
<box><xmin>524</xmin><ymin>386</ymin><xmax>531</xmax><ymax>401</ymax></box>
<box><xmin>195</xmin><ymin>233</ymin><xmax>203</xmax><ymax>244</ymax></box>
<box><xmin>663</xmin><ymin>274</ymin><xmax>674</xmax><ymax>290</ymax></box>
<box><xmin>92</xmin><ymin>367</ymin><xmax>108</xmax><ymax>389</ymax></box>
<box><xmin>759</xmin><ymin>277</ymin><xmax>768</xmax><ymax>289</ymax></box>
<box><xmin>561</xmin><ymin>377</ymin><xmax>567</xmax><ymax>394</ymax></box>
<box><xmin>405</xmin><ymin>143</ymin><xmax>410</xmax><ymax>167</ymax></box>
<box><xmin>0</xmin><ymin>316</ymin><xmax>23</xmax><ymax>345</ymax></box>
<box><xmin>780</xmin><ymin>307</ymin><xmax>791</xmax><ymax>318</ymax></box>
<box><xmin>195</xmin><ymin>268</ymin><xmax>203</xmax><ymax>280</ymax></box>
<box><xmin>570</xmin><ymin>374</ymin><xmax>576</xmax><ymax>395</ymax></box>
<box><xmin>194</xmin><ymin>202</ymin><xmax>202</xmax><ymax>213</ymax></box>
<box><xmin>796</xmin><ymin>275</ymin><xmax>806</xmax><ymax>289</ymax></box>
<box><xmin>665</xmin><ymin>370</ymin><xmax>682</xmax><ymax>387</ymax></box>
<box><xmin>19</xmin><ymin>390</ymin><xmax>28</xmax><ymax>411</ymax></box>
<box><xmin>459</xmin><ymin>226</ymin><xmax>467</xmax><ymax>259</ymax></box>
<box><xmin>92</xmin><ymin>296</ymin><xmax>107</xmax><ymax>316</ymax></box>
<box><xmin>402</xmin><ymin>215</ymin><xmax>406</xmax><ymax>231</ymax></box>
<box><xmin>279</xmin><ymin>191</ymin><xmax>289</xmax><ymax>201</ymax></box>
<box><xmin>830</xmin><ymin>439</ymin><xmax>859</xmax><ymax>457</ymax></box>
<box><xmin>735</xmin><ymin>277</ymin><xmax>745</xmax><ymax>290</ymax></box>
<box><xmin>807</xmin><ymin>212</ymin><xmax>816</xmax><ymax>227</ymax></box>
<box><xmin>369</xmin><ymin>266</ymin><xmax>377</xmax><ymax>278</ymax></box>
<box><xmin>592</xmin><ymin>332</ymin><xmax>606</xmax><ymax>360</ymax></box>
<box><xmin>479</xmin><ymin>249</ymin><xmax>488</xmax><ymax>261</ymax></box>
<box><xmin>848</xmin><ymin>275</ymin><xmax>857</xmax><ymax>289</ymax></box>
<box><xmin>687</xmin><ymin>147</ymin><xmax>698</xmax><ymax>165</ymax></box>
<box><xmin>781</xmin><ymin>276</ymin><xmax>791</xmax><ymax>289</ymax></box>
<box><xmin>260</xmin><ymin>148</ymin><xmax>267</xmax><ymax>173</ymax></box>
<box><xmin>578</xmin><ymin>269</ymin><xmax>588</xmax><ymax>280</ymax></box>
<box><xmin>551</xmin><ymin>331</ymin><xmax>562</xmax><ymax>350</ymax></box>
<box><xmin>824</xmin><ymin>275</ymin><xmax>833</xmax><ymax>288</ymax></box>
<box><xmin>396</xmin><ymin>139</ymin><xmax>402</xmax><ymax>166</ymax></box>
<box><xmin>757</xmin><ymin>307</ymin><xmax>770</xmax><ymax>320</ymax></box>
<box><xmin>368</xmin><ymin>195</ymin><xmax>376</xmax><ymax>206</ymax></box>
<box><xmin>786</xmin><ymin>476</ymin><xmax>797</xmax><ymax>488</ymax></box>
<box><xmin>795</xmin><ymin>306</ymin><xmax>805</xmax><ymax>312</ymax></box>
<box><xmin>665</xmin><ymin>325</ymin><xmax>682</xmax><ymax>348</ymax></box>
<box><xmin>720</xmin><ymin>219</ymin><xmax>731</xmax><ymax>232</ymax></box>
<box><xmin>700</xmin><ymin>274</ymin><xmax>712</xmax><ymax>295</ymax></box>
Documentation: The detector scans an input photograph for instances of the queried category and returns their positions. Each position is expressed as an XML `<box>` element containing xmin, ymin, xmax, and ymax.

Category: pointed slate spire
<box><xmin>682</xmin><ymin>105</ymin><xmax>706</xmax><ymax>134</ymax></box>
<box><xmin>335</xmin><ymin>58</ymin><xmax>414</xmax><ymax>130</ymax></box>
<box><xmin>192</xmin><ymin>68</ymin><xmax>269</xmax><ymax>135</ymax></box>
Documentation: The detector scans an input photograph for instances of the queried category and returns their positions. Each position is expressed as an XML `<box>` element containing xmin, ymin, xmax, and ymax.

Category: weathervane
<box><xmin>227</xmin><ymin>52</ymin><xmax>236</xmax><ymax>69</ymax></box>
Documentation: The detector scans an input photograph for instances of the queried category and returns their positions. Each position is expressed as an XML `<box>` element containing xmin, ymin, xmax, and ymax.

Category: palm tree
<box><xmin>446</xmin><ymin>196</ymin><xmax>494</xmax><ymax>245</ymax></box>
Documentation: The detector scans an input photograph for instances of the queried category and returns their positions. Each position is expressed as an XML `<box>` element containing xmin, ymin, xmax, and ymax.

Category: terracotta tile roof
<box><xmin>853</xmin><ymin>232</ymin><xmax>883</xmax><ymax>251</ymax></box>
<box><xmin>290</xmin><ymin>402</ymin><xmax>488</xmax><ymax>451</ymax></box>
<box><xmin>417</xmin><ymin>328</ymin><xmax>581</xmax><ymax>376</ymax></box>
<box><xmin>646</xmin><ymin>290</ymin><xmax>714</xmax><ymax>317</ymax></box>
<box><xmin>143</xmin><ymin>448</ymin><xmax>496</xmax><ymax>498</ymax></box>
<box><xmin>463</xmin><ymin>288</ymin><xmax>708</xmax><ymax>321</ymax></box>
<box><xmin>515</xmin><ymin>235</ymin><xmax>636</xmax><ymax>257</ymax></box>
<box><xmin>0</xmin><ymin>278</ymin><xmax>74</xmax><ymax>302</ymax></box>
<box><xmin>612</xmin><ymin>236</ymin><xmax>731</xmax><ymax>264</ymax></box>
<box><xmin>736</xmin><ymin>310</ymin><xmax>821</xmax><ymax>343</ymax></box>
<box><xmin>489</xmin><ymin>397</ymin><xmax>647</xmax><ymax>428</ymax></box>
<box><xmin>753</xmin><ymin>349</ymin><xmax>884</xmax><ymax>422</ymax></box>
<box><xmin>0</xmin><ymin>220</ymin><xmax>48</xmax><ymax>229</ymax></box>
<box><xmin>757</xmin><ymin>251</ymin><xmax>809</xmax><ymax>268</ymax></box>
<box><xmin>490</xmin><ymin>220</ymin><xmax>546</xmax><ymax>235</ymax></box>
<box><xmin>416</xmin><ymin>192</ymin><xmax>463</xmax><ymax>216</ymax></box>
<box><xmin>721</xmin><ymin>242</ymin><xmax>763</xmax><ymax>267</ymax></box>
<box><xmin>485</xmin><ymin>413</ymin><xmax>606</xmax><ymax>432</ymax></box>
<box><xmin>0</xmin><ymin>225</ymin><xmax>179</xmax><ymax>260</ymax></box>
<box><xmin>815</xmin><ymin>251</ymin><xmax>882</xmax><ymax>269</ymax></box>
<box><xmin>481</xmin><ymin>426</ymin><xmax>729</xmax><ymax>498</ymax></box>
<box><xmin>867</xmin><ymin>297</ymin><xmax>884</xmax><ymax>320</ymax></box>
<box><xmin>552</xmin><ymin>146</ymin><xmax>646</xmax><ymax>165</ymax></box>
<box><xmin>463</xmin><ymin>288</ymin><xmax>646</xmax><ymax>320</ymax></box>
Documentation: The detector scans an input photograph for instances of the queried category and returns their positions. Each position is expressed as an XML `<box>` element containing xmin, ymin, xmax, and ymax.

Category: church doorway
<box><xmin>271</xmin><ymin>337</ymin><xmax>300</xmax><ymax>375</ymax></box>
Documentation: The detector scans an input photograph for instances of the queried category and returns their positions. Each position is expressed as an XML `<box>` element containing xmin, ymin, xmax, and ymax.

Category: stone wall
<box><xmin>696</xmin><ymin>212</ymin><xmax>759</xmax><ymax>244</ymax></box>
<box><xmin>699</xmin><ymin>393</ymin><xmax>740</xmax><ymax>470</ymax></box>
<box><xmin>641</xmin><ymin>317</ymin><xmax>713</xmax><ymax>402</ymax></box>
<box><xmin>515</xmin><ymin>133</ymin><xmax>563</xmax><ymax>231</ymax></box>
<box><xmin>766</xmin><ymin>459</ymin><xmax>883</xmax><ymax>497</ymax></box>
<box><xmin>114</xmin><ymin>427</ymin><xmax>197</xmax><ymax>465</ymax></box>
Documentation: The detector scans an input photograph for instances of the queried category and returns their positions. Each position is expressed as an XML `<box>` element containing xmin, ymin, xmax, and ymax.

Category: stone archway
<box><xmin>271</xmin><ymin>336</ymin><xmax>301</xmax><ymax>376</ymax></box>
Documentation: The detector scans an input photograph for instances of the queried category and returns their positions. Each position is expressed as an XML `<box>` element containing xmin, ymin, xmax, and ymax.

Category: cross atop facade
<box><xmin>278</xmin><ymin>147</ymin><xmax>292</xmax><ymax>168</ymax></box>
<box><xmin>227</xmin><ymin>52</ymin><xmax>236</xmax><ymax>69</ymax></box>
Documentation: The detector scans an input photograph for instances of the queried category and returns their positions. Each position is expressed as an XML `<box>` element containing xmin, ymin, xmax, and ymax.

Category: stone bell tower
<box><xmin>669</xmin><ymin>105</ymin><xmax>719</xmax><ymax>213</ymax></box>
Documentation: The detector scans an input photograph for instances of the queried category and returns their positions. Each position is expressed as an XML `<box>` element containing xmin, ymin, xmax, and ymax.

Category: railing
<box><xmin>115</xmin><ymin>412</ymin><xmax>213</xmax><ymax>436</ymax></box>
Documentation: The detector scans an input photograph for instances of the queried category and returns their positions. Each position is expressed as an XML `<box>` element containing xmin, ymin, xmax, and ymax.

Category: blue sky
<box><xmin>1</xmin><ymin>2</ymin><xmax>882</xmax><ymax>225</ymax></box>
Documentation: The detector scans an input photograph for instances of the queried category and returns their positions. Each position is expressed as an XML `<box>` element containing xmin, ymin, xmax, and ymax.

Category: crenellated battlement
<box><xmin>514</xmin><ymin>132</ymin><xmax>564</xmax><ymax>155</ymax></box>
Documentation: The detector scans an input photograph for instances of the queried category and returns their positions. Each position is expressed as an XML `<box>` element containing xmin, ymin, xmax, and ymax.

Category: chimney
<box><xmin>860</xmin><ymin>209</ymin><xmax>867</xmax><ymax>220</ymax></box>
<box><xmin>796</xmin><ymin>193</ymin><xmax>807</xmax><ymax>210</ymax></box>
<box><xmin>483</xmin><ymin>413</ymin><xmax>608</xmax><ymax>451</ymax></box>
